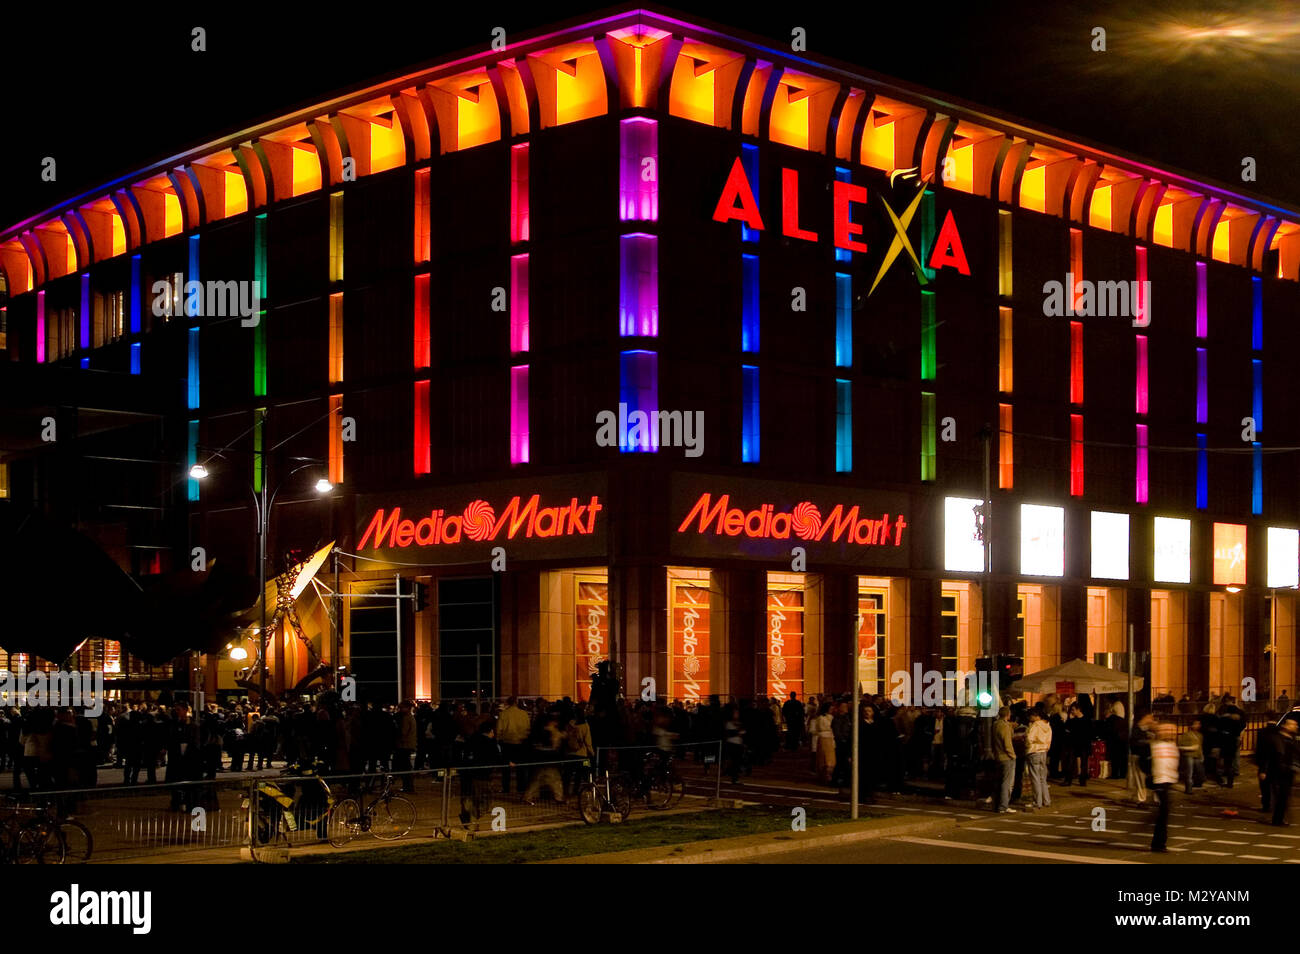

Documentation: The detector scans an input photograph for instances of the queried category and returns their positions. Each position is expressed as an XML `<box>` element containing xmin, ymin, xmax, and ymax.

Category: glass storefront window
<box><xmin>574</xmin><ymin>576</ymin><xmax>608</xmax><ymax>702</ymax></box>
<box><xmin>670</xmin><ymin>579</ymin><xmax>710</xmax><ymax>702</ymax></box>
<box><xmin>766</xmin><ymin>586</ymin><xmax>805</xmax><ymax>699</ymax></box>
<box><xmin>858</xmin><ymin>588</ymin><xmax>887</xmax><ymax>697</ymax></box>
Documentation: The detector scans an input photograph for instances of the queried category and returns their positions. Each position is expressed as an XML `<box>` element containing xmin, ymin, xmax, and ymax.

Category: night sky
<box><xmin>2</xmin><ymin>0</ymin><xmax>1295</xmax><ymax>231</ymax></box>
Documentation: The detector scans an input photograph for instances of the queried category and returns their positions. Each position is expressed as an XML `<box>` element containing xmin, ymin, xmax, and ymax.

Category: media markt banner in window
<box><xmin>355</xmin><ymin>473</ymin><xmax>608</xmax><ymax>565</ymax></box>
<box><xmin>670</xmin><ymin>473</ymin><xmax>911</xmax><ymax>567</ymax></box>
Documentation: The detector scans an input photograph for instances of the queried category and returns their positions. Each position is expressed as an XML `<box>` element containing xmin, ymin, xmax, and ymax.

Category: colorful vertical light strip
<box><xmin>129</xmin><ymin>254</ymin><xmax>142</xmax><ymax>335</ymax></box>
<box><xmin>835</xmin><ymin>379</ymin><xmax>851</xmax><ymax>472</ymax></box>
<box><xmin>329</xmin><ymin>293</ymin><xmax>345</xmax><ymax>383</ymax></box>
<box><xmin>619</xmin><ymin>118</ymin><xmax>658</xmax><ymax>221</ymax></box>
<box><xmin>187</xmin><ymin>328</ymin><xmax>200</xmax><ymax>410</ymax></box>
<box><xmin>1253</xmin><ymin>443</ymin><xmax>1263</xmax><ymax>516</ymax></box>
<box><xmin>1195</xmin><ymin>261</ymin><xmax>1207</xmax><ymax>338</ymax></box>
<box><xmin>253</xmin><ymin>214</ymin><xmax>268</xmax><ymax>397</ymax></box>
<box><xmin>1253</xmin><ymin>359</ymin><xmax>1264</xmax><ymax>432</ymax></box>
<box><xmin>252</xmin><ymin>408</ymin><xmax>265</xmax><ymax>493</ymax></box>
<box><xmin>1070</xmin><ymin>413</ymin><xmax>1084</xmax><ymax>496</ymax></box>
<box><xmin>620</xmin><ymin>350</ymin><xmax>659</xmax><ymax>453</ymax></box>
<box><xmin>1136</xmin><ymin>424</ymin><xmax>1149</xmax><ymax>504</ymax></box>
<box><xmin>741</xmin><ymin>254</ymin><xmax>759</xmax><ymax>352</ymax></box>
<box><xmin>509</xmin><ymin>366</ymin><xmax>530</xmax><ymax>464</ymax></box>
<box><xmin>1069</xmin><ymin>321</ymin><xmax>1083</xmax><ymax>404</ymax></box>
<box><xmin>187</xmin><ymin>420</ymin><xmax>200</xmax><ymax>502</ymax></box>
<box><xmin>1196</xmin><ymin>433</ymin><xmax>1208</xmax><ymax>510</ymax></box>
<box><xmin>920</xmin><ymin>190</ymin><xmax>936</xmax><ymax>282</ymax></box>
<box><xmin>510</xmin><ymin>254</ymin><xmax>530</xmax><ymax>352</ymax></box>
<box><xmin>328</xmin><ymin>192</ymin><xmax>344</xmax><ymax>283</ymax></box>
<box><xmin>999</xmin><ymin>403</ymin><xmax>1013</xmax><ymax>489</ymax></box>
<box><xmin>130</xmin><ymin>342</ymin><xmax>141</xmax><ymax>374</ymax></box>
<box><xmin>79</xmin><ymin>273</ymin><xmax>90</xmax><ymax>349</ymax></box>
<box><xmin>920</xmin><ymin>292</ymin><xmax>937</xmax><ymax>381</ymax></box>
<box><xmin>1135</xmin><ymin>246</ymin><xmax>1149</xmax><ymax>325</ymax></box>
<box><xmin>998</xmin><ymin>210</ymin><xmax>1012</xmax><ymax>297</ymax></box>
<box><xmin>1252</xmin><ymin>276</ymin><xmax>1263</xmax><ymax>351</ymax></box>
<box><xmin>411</xmin><ymin>277</ymin><xmax>431</xmax><ymax>369</ymax></box>
<box><xmin>329</xmin><ymin>394</ymin><xmax>343</xmax><ymax>485</ymax></box>
<box><xmin>1196</xmin><ymin>347</ymin><xmax>1207</xmax><ymax>424</ymax></box>
<box><xmin>414</xmin><ymin>380</ymin><xmax>431</xmax><ymax>474</ymax></box>
<box><xmin>619</xmin><ymin>234</ymin><xmax>658</xmax><ymax>336</ymax></box>
<box><xmin>1135</xmin><ymin>335</ymin><xmax>1149</xmax><ymax>414</ymax></box>
<box><xmin>1069</xmin><ymin>228</ymin><xmax>1083</xmax><ymax>312</ymax></box>
<box><xmin>36</xmin><ymin>290</ymin><xmax>45</xmax><ymax>363</ymax></box>
<box><xmin>835</xmin><ymin>272</ymin><xmax>852</xmax><ymax>368</ymax></box>
<box><xmin>510</xmin><ymin>144</ymin><xmax>530</xmax><ymax>241</ymax></box>
<box><xmin>741</xmin><ymin>364</ymin><xmax>759</xmax><ymax>462</ymax></box>
<box><xmin>920</xmin><ymin>392</ymin><xmax>936</xmax><ymax>481</ymax></box>
<box><xmin>740</xmin><ymin>145</ymin><xmax>759</xmax><ymax>244</ymax></box>
<box><xmin>834</xmin><ymin>168</ymin><xmax>852</xmax><ymax>264</ymax></box>
<box><xmin>998</xmin><ymin>307</ymin><xmax>1013</xmax><ymax>393</ymax></box>
<box><xmin>415</xmin><ymin>168</ymin><xmax>431</xmax><ymax>263</ymax></box>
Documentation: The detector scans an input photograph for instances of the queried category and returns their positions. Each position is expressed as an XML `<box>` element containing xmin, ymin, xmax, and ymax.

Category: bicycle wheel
<box><xmin>249</xmin><ymin>806</ymin><xmax>291</xmax><ymax>864</ymax></box>
<box><xmin>646</xmin><ymin>772</ymin><xmax>684</xmax><ymax>810</ymax></box>
<box><xmin>610</xmin><ymin>777</ymin><xmax>633</xmax><ymax>820</ymax></box>
<box><xmin>327</xmin><ymin>798</ymin><xmax>362</xmax><ymax>847</ymax></box>
<box><xmin>370</xmin><ymin>795</ymin><xmax>416</xmax><ymax>840</ymax></box>
<box><xmin>55</xmin><ymin>820</ymin><xmax>93</xmax><ymax>864</ymax></box>
<box><xmin>17</xmin><ymin>821</ymin><xmax>61</xmax><ymax>864</ymax></box>
<box><xmin>577</xmin><ymin>784</ymin><xmax>601</xmax><ymax>824</ymax></box>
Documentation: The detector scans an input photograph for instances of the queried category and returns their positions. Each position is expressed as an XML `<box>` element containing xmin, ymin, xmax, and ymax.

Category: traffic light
<box><xmin>412</xmin><ymin>581</ymin><xmax>429</xmax><ymax>613</ymax></box>
<box><xmin>993</xmin><ymin>654</ymin><xmax>1023</xmax><ymax>693</ymax></box>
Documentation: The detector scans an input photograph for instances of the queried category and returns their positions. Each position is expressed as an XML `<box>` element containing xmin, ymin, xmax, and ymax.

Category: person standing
<box><xmin>495</xmin><ymin>697</ymin><xmax>532</xmax><ymax>794</ymax></box>
<box><xmin>1130</xmin><ymin>712</ymin><xmax>1155</xmax><ymax>805</ymax></box>
<box><xmin>780</xmin><ymin>696</ymin><xmax>800</xmax><ymax>753</ymax></box>
<box><xmin>1065</xmin><ymin>704</ymin><xmax>1092</xmax><ymax>786</ymax></box>
<box><xmin>393</xmin><ymin>701</ymin><xmax>418</xmax><ymax>792</ymax></box>
<box><xmin>1149</xmin><ymin>723</ymin><xmax>1180</xmax><ymax>852</ymax></box>
<box><xmin>812</xmin><ymin>702</ymin><xmax>836</xmax><ymax>784</ymax></box>
<box><xmin>1260</xmin><ymin>714</ymin><xmax>1299</xmax><ymax>826</ymax></box>
<box><xmin>993</xmin><ymin>707</ymin><xmax>1017</xmax><ymax>813</ymax></box>
<box><xmin>1025</xmin><ymin>709</ymin><xmax>1052</xmax><ymax>809</ymax></box>
<box><xmin>1216</xmin><ymin>694</ymin><xmax>1245</xmax><ymax>787</ymax></box>
<box><xmin>1177</xmin><ymin>718</ymin><xmax>1205</xmax><ymax>794</ymax></box>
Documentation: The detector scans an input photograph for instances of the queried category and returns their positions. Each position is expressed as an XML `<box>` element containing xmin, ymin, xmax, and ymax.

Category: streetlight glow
<box><xmin>189</xmin><ymin>463</ymin><xmax>209</xmax><ymax>479</ymax></box>
<box><xmin>315</xmin><ymin>478</ymin><xmax>334</xmax><ymax>494</ymax></box>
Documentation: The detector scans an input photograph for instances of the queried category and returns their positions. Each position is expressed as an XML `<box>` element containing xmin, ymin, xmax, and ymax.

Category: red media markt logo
<box><xmin>676</xmin><ymin>492</ymin><xmax>907</xmax><ymax>546</ymax></box>
<box><xmin>358</xmin><ymin>494</ymin><xmax>603</xmax><ymax>549</ymax></box>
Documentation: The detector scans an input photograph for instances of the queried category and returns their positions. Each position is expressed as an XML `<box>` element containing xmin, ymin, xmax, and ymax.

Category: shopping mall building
<box><xmin>3</xmin><ymin>7</ymin><xmax>1300</xmax><ymax>706</ymax></box>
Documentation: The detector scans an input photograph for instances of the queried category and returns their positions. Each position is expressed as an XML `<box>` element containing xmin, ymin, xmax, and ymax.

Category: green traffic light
<box><xmin>977</xmin><ymin>690</ymin><xmax>994</xmax><ymax>707</ymax></box>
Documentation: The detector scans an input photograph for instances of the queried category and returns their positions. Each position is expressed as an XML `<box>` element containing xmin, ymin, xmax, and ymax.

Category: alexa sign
<box><xmin>711</xmin><ymin>158</ymin><xmax>971</xmax><ymax>283</ymax></box>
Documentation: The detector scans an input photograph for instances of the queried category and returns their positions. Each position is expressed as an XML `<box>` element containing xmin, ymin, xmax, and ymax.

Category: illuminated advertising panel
<box><xmin>858</xmin><ymin>589</ymin><xmax>886</xmax><ymax>696</ymax></box>
<box><xmin>944</xmin><ymin>496</ymin><xmax>985</xmax><ymax>572</ymax></box>
<box><xmin>1021</xmin><ymin>504</ymin><xmax>1064</xmax><ymax>577</ymax></box>
<box><xmin>1268</xmin><ymin>527</ymin><xmax>1299</xmax><ymax>589</ymax></box>
<box><xmin>1091</xmin><ymin>511</ymin><xmax>1129</xmax><ymax>580</ymax></box>
<box><xmin>670</xmin><ymin>581</ymin><xmax>710</xmax><ymax>701</ymax></box>
<box><xmin>574</xmin><ymin>577</ymin><xmax>608</xmax><ymax>702</ymax></box>
<box><xmin>1212</xmin><ymin>523</ymin><xmax>1247</xmax><ymax>586</ymax></box>
<box><xmin>766</xmin><ymin>588</ymin><xmax>804</xmax><ymax>699</ymax></box>
<box><xmin>1154</xmin><ymin>517</ymin><xmax>1191</xmax><ymax>584</ymax></box>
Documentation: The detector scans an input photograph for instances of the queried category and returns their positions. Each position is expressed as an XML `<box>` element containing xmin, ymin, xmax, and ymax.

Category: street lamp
<box><xmin>191</xmin><ymin>455</ymin><xmax>334</xmax><ymax>701</ymax></box>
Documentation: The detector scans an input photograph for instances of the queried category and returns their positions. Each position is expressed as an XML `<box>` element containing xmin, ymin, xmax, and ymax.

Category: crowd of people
<box><xmin>0</xmin><ymin>680</ymin><xmax>1293</xmax><ymax>835</ymax></box>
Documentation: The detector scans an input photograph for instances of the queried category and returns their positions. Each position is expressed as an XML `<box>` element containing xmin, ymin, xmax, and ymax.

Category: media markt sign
<box><xmin>355</xmin><ymin>474</ymin><xmax>607</xmax><ymax>564</ymax></box>
<box><xmin>670</xmin><ymin>474</ymin><xmax>911</xmax><ymax>567</ymax></box>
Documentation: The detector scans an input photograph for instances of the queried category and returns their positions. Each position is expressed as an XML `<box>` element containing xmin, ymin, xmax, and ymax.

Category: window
<box><xmin>941</xmin><ymin>592</ymin><xmax>959</xmax><ymax>701</ymax></box>
<box><xmin>741</xmin><ymin>365</ymin><xmax>759</xmax><ymax>462</ymax></box>
<box><xmin>835</xmin><ymin>379</ymin><xmax>852</xmax><ymax>473</ymax></box>
<box><xmin>510</xmin><ymin>366</ymin><xmax>529</xmax><ymax>464</ymax></box>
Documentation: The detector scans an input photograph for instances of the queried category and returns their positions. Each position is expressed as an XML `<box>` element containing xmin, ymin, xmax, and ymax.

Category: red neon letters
<box><xmin>358</xmin><ymin>494</ymin><xmax>603</xmax><ymax>549</ymax></box>
<box><xmin>677</xmin><ymin>493</ymin><xmax>907</xmax><ymax>547</ymax></box>
<box><xmin>926</xmin><ymin>209</ymin><xmax>970</xmax><ymax>275</ymax></box>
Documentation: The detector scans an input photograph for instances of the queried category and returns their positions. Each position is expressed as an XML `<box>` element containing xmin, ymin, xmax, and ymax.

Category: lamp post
<box><xmin>191</xmin><ymin>456</ymin><xmax>333</xmax><ymax>702</ymax></box>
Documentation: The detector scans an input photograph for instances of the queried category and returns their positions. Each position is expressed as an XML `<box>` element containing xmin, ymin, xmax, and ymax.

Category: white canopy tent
<box><xmin>1009</xmin><ymin>658</ymin><xmax>1144</xmax><ymax>695</ymax></box>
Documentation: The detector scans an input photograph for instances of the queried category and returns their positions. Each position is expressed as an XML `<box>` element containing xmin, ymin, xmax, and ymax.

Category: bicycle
<box><xmin>243</xmin><ymin>761</ymin><xmax>335</xmax><ymax>863</ymax></box>
<box><xmin>23</xmin><ymin>797</ymin><xmax>92</xmax><ymax>864</ymax></box>
<box><xmin>577</xmin><ymin>765</ymin><xmax>633</xmax><ymax>824</ymax></box>
<box><xmin>327</xmin><ymin>774</ymin><xmax>416</xmax><ymax>846</ymax></box>
<box><xmin>0</xmin><ymin>796</ymin><xmax>61</xmax><ymax>864</ymax></box>
<box><xmin>626</xmin><ymin>750</ymin><xmax>685</xmax><ymax>810</ymax></box>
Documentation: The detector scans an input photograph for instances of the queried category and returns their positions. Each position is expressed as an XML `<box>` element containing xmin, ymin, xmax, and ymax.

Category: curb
<box><xmin>542</xmin><ymin>814</ymin><xmax>958</xmax><ymax>864</ymax></box>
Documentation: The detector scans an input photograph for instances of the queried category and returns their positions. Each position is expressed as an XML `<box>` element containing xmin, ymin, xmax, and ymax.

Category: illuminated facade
<box><xmin>3</xmin><ymin>9</ymin><xmax>1300</xmax><ymax>705</ymax></box>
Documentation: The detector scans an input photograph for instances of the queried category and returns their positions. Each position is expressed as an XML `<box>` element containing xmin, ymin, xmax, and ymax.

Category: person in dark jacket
<box><xmin>1065</xmin><ymin>704</ymin><xmax>1092</xmax><ymax>786</ymax></box>
<box><xmin>458</xmin><ymin>722</ymin><xmax>500</xmax><ymax>827</ymax></box>
<box><xmin>1260</xmin><ymin>715</ymin><xmax>1299</xmax><ymax>825</ymax></box>
<box><xmin>166</xmin><ymin>703</ymin><xmax>202</xmax><ymax>812</ymax></box>
<box><xmin>1216</xmin><ymin>694</ymin><xmax>1246</xmax><ymax>787</ymax></box>
<box><xmin>781</xmin><ymin>693</ymin><xmax>805</xmax><ymax>751</ymax></box>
